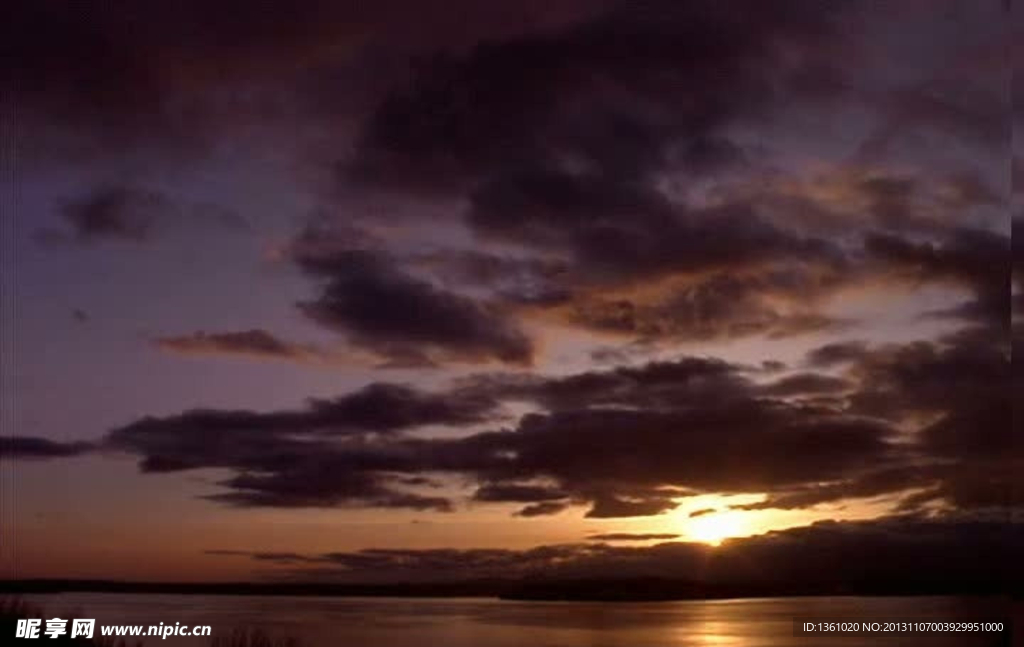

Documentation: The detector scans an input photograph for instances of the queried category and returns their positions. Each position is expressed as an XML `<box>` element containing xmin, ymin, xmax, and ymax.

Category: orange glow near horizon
<box><xmin>685</xmin><ymin>510</ymin><xmax>749</xmax><ymax>546</ymax></box>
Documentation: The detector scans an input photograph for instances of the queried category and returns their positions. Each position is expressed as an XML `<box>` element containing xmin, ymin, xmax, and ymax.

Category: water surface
<box><xmin>23</xmin><ymin>593</ymin><xmax>1012</xmax><ymax>647</ymax></box>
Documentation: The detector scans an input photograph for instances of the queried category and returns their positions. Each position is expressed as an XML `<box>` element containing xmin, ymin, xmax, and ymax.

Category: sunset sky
<box><xmin>1</xmin><ymin>0</ymin><xmax>1019</xmax><ymax>584</ymax></box>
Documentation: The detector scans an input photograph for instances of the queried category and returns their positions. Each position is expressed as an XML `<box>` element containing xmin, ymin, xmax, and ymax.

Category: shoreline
<box><xmin>3</xmin><ymin>579</ymin><xmax>1014</xmax><ymax>602</ymax></box>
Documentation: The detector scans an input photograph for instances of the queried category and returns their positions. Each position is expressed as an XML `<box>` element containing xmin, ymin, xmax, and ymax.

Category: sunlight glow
<box><xmin>686</xmin><ymin>511</ymin><xmax>748</xmax><ymax>546</ymax></box>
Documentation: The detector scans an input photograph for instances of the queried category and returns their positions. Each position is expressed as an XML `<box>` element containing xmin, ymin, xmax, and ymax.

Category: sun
<box><xmin>686</xmin><ymin>511</ymin><xmax>747</xmax><ymax>546</ymax></box>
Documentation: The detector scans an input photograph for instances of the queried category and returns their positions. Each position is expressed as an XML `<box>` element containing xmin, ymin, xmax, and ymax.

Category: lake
<box><xmin>21</xmin><ymin>594</ymin><xmax>1014</xmax><ymax>647</ymax></box>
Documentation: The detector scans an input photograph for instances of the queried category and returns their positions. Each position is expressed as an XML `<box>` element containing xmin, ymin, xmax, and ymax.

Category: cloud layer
<box><xmin>210</xmin><ymin>514</ymin><xmax>1022</xmax><ymax>586</ymax></box>
<box><xmin>10</xmin><ymin>320</ymin><xmax>1015</xmax><ymax>519</ymax></box>
<box><xmin>7</xmin><ymin>0</ymin><xmax>1017</xmax><ymax>574</ymax></box>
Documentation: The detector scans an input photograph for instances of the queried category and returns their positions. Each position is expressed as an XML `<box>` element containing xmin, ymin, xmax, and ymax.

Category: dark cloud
<box><xmin>35</xmin><ymin>186</ymin><xmax>249</xmax><ymax>246</ymax></box>
<box><xmin>12</xmin><ymin>317</ymin><xmax>1017</xmax><ymax>517</ymax></box>
<box><xmin>5</xmin><ymin>1</ymin><xmax>397</xmax><ymax>162</ymax></box>
<box><xmin>584</xmin><ymin>493</ymin><xmax>681</xmax><ymax>519</ymax></box>
<box><xmin>463</xmin><ymin>355</ymin><xmax>750</xmax><ymax>411</ymax></box>
<box><xmin>0</xmin><ymin>437</ymin><xmax>93</xmax><ymax>459</ymax></box>
<box><xmin>0</xmin><ymin>354</ymin><xmax>883</xmax><ymax>513</ymax></box>
<box><xmin>463</xmin><ymin>176</ymin><xmax>852</xmax><ymax>312</ymax></box>
<box><xmin>154</xmin><ymin>329</ymin><xmax>328</xmax><ymax>363</ymax></box>
<box><xmin>28</xmin><ymin>321</ymin><xmax>1018</xmax><ymax>516</ymax></box>
<box><xmin>515</xmin><ymin>502</ymin><xmax>571</xmax><ymax>518</ymax></box>
<box><xmin>731</xmin><ymin>465</ymin><xmax>934</xmax><ymax>512</ymax></box>
<box><xmin>804</xmin><ymin>341</ymin><xmax>869</xmax><ymax>367</ymax></box>
<box><xmin>473</xmin><ymin>484</ymin><xmax>569</xmax><ymax>503</ymax></box>
<box><xmin>562</xmin><ymin>268</ymin><xmax>849</xmax><ymax>343</ymax></box>
<box><xmin>23</xmin><ymin>0</ymin><xmax>994</xmax><ymax>372</ymax></box>
<box><xmin>213</xmin><ymin>515</ymin><xmax>1022</xmax><ymax>586</ymax></box>
<box><xmin>7</xmin><ymin>0</ymin><xmax>611</xmax><ymax>162</ymax></box>
<box><xmin>308</xmin><ymin>383</ymin><xmax>501</xmax><ymax>434</ymax></box>
<box><xmin>331</xmin><ymin>55</ymin><xmax>1009</xmax><ymax>352</ymax></box>
<box><xmin>205</xmin><ymin>550</ymin><xmax>320</xmax><ymax>564</ymax></box>
<box><xmin>848</xmin><ymin>331</ymin><xmax>1007</xmax><ymax>421</ymax></box>
<box><xmin>295</xmin><ymin>248</ymin><xmax>533</xmax><ymax>366</ymax></box>
<box><xmin>349</xmin><ymin>0</ymin><xmax>845</xmax><ymax>195</ymax></box>
<box><xmin>474</xmin><ymin>406</ymin><xmax>897</xmax><ymax>509</ymax></box>
<box><xmin>87</xmin><ymin>380</ymin><xmax>495</xmax><ymax>509</ymax></box>
<box><xmin>413</xmin><ymin>250</ymin><xmax>572</xmax><ymax>307</ymax></box>
<box><xmin>16</xmin><ymin>0</ymin><xmax>1010</xmax><ymax>359</ymax></box>
<box><xmin>59</xmin><ymin>354</ymin><xmax>895</xmax><ymax>516</ymax></box>
<box><xmin>760</xmin><ymin>373</ymin><xmax>852</xmax><ymax>397</ymax></box>
<box><xmin>110</xmin><ymin>383</ymin><xmax>498</xmax><ymax>445</ymax></box>
<box><xmin>209</xmin><ymin>468</ymin><xmax>454</xmax><ymax>511</ymax></box>
<box><xmin>859</xmin><ymin>170</ymin><xmax>1004</xmax><ymax>233</ymax></box>
<box><xmin>321</xmin><ymin>0</ymin><xmax>865</xmax><ymax>352</ymax></box>
<box><xmin>301</xmin><ymin>0</ymin><xmax>1007</xmax><ymax>362</ymax></box>
<box><xmin>48</xmin><ymin>186</ymin><xmax>166</xmax><ymax>244</ymax></box>
<box><xmin>586</xmin><ymin>533</ymin><xmax>680</xmax><ymax>541</ymax></box>
<box><xmin>865</xmin><ymin>227</ymin><xmax>1010</xmax><ymax>329</ymax></box>
<box><xmin>688</xmin><ymin>508</ymin><xmax>717</xmax><ymax>518</ymax></box>
<box><xmin>759</xmin><ymin>327</ymin><xmax>1017</xmax><ymax>513</ymax></box>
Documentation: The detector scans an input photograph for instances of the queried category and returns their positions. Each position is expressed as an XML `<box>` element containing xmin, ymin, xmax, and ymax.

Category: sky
<box><xmin>0</xmin><ymin>0</ymin><xmax>1020</xmax><ymax>584</ymax></box>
